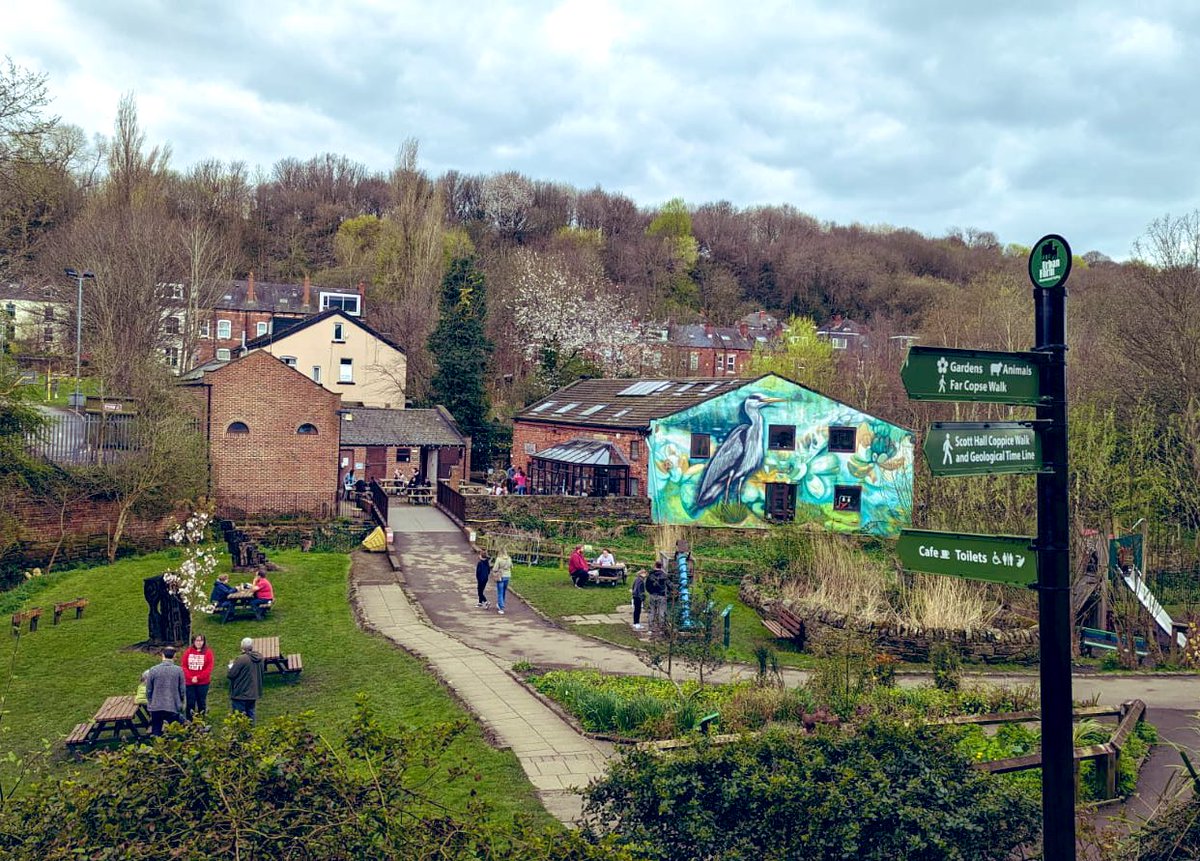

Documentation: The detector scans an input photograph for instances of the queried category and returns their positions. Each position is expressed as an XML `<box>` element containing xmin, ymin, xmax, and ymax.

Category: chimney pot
<box><xmin>738</xmin><ymin>322</ymin><xmax>749</xmax><ymax>338</ymax></box>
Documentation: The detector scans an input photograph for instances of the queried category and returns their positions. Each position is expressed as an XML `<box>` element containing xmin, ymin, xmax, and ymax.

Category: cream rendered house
<box><xmin>240</xmin><ymin>309</ymin><xmax>407</xmax><ymax>408</ymax></box>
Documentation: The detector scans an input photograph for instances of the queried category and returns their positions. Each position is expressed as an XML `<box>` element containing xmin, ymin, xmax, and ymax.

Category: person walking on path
<box><xmin>568</xmin><ymin>544</ymin><xmax>589</xmax><ymax>588</ymax></box>
<box><xmin>646</xmin><ymin>560</ymin><xmax>668</xmax><ymax>631</ymax></box>
<box><xmin>475</xmin><ymin>550</ymin><xmax>491</xmax><ymax>608</ymax></box>
<box><xmin>181</xmin><ymin>634</ymin><xmax>214</xmax><ymax>719</ymax></box>
<box><xmin>144</xmin><ymin>646</ymin><xmax>186</xmax><ymax>736</ymax></box>
<box><xmin>493</xmin><ymin>550</ymin><xmax>512</xmax><ymax>615</ymax></box>
<box><xmin>227</xmin><ymin>637</ymin><xmax>264</xmax><ymax>723</ymax></box>
<box><xmin>631</xmin><ymin>569</ymin><xmax>647</xmax><ymax>630</ymax></box>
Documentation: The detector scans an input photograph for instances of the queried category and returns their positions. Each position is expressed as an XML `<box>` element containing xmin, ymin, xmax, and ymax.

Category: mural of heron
<box><xmin>691</xmin><ymin>393</ymin><xmax>785</xmax><ymax>512</ymax></box>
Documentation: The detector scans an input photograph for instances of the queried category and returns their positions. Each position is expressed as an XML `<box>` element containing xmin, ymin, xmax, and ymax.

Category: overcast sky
<box><xmin>4</xmin><ymin>0</ymin><xmax>1198</xmax><ymax>258</ymax></box>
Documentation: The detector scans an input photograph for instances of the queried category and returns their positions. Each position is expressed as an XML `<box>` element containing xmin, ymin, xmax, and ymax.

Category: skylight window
<box><xmin>580</xmin><ymin>404</ymin><xmax>607</xmax><ymax>416</ymax></box>
<box><xmin>700</xmin><ymin>383</ymin><xmax>721</xmax><ymax>392</ymax></box>
<box><xmin>531</xmin><ymin>401</ymin><xmax>557</xmax><ymax>413</ymax></box>
<box><xmin>554</xmin><ymin>402</ymin><xmax>580</xmax><ymax>413</ymax></box>
<box><xmin>676</xmin><ymin>383</ymin><xmax>695</xmax><ymax>394</ymax></box>
<box><xmin>612</xmin><ymin>408</ymin><xmax>631</xmax><ymax>419</ymax></box>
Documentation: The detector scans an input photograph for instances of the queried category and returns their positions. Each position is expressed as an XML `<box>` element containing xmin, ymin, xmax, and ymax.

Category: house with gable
<box><xmin>239</xmin><ymin>308</ymin><xmax>407</xmax><ymax>408</ymax></box>
<box><xmin>512</xmin><ymin>374</ymin><xmax>913</xmax><ymax>536</ymax></box>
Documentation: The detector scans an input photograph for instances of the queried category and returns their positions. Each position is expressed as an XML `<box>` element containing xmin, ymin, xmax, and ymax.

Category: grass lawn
<box><xmin>0</xmin><ymin>549</ymin><xmax>552</xmax><ymax>827</ymax></box>
<box><xmin>509</xmin><ymin>564</ymin><xmax>815</xmax><ymax>669</ymax></box>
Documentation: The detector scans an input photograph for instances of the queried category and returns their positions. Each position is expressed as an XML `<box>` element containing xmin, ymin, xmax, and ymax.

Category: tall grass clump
<box><xmin>774</xmin><ymin>533</ymin><xmax>891</xmax><ymax>622</ymax></box>
<box><xmin>898</xmin><ymin>574</ymin><xmax>1001</xmax><ymax>630</ymax></box>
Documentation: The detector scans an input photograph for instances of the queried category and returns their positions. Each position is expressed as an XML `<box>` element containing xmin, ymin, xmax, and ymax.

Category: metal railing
<box><xmin>437</xmin><ymin>480</ymin><xmax>466</xmax><ymax>523</ymax></box>
<box><xmin>26</xmin><ymin>413</ymin><xmax>141</xmax><ymax>465</ymax></box>
<box><xmin>367</xmin><ymin>479</ymin><xmax>389</xmax><ymax>528</ymax></box>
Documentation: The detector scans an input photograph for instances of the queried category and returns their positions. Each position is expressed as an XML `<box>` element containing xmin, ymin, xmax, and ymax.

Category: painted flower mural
<box><xmin>647</xmin><ymin>375</ymin><xmax>913</xmax><ymax>536</ymax></box>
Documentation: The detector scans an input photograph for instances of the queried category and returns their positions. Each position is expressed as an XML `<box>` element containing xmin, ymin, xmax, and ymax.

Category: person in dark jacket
<box><xmin>227</xmin><ymin>637</ymin><xmax>265</xmax><ymax>723</ymax></box>
<box><xmin>210</xmin><ymin>573</ymin><xmax>236</xmax><ymax>611</ymax></box>
<box><xmin>646</xmin><ymin>560</ymin><xmax>668</xmax><ymax>631</ymax></box>
<box><xmin>144</xmin><ymin>646</ymin><xmax>186</xmax><ymax>736</ymax></box>
<box><xmin>631</xmin><ymin>570</ymin><xmax>647</xmax><ymax>630</ymax></box>
<box><xmin>475</xmin><ymin>550</ymin><xmax>491</xmax><ymax>608</ymax></box>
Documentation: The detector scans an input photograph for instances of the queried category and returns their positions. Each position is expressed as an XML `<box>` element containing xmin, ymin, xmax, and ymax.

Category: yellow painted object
<box><xmin>362</xmin><ymin>527</ymin><xmax>387</xmax><ymax>552</ymax></box>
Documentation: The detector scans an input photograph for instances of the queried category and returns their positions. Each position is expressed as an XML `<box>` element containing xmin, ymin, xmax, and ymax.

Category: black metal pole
<box><xmin>1034</xmin><ymin>280</ymin><xmax>1074</xmax><ymax>860</ymax></box>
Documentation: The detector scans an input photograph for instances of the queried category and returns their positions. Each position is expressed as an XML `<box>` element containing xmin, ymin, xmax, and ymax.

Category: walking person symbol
<box><xmin>942</xmin><ymin>435</ymin><xmax>954</xmax><ymax>465</ymax></box>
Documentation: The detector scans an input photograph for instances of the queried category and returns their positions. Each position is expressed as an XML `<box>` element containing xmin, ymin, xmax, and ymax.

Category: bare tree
<box><xmin>177</xmin><ymin>215</ymin><xmax>235</xmax><ymax>370</ymax></box>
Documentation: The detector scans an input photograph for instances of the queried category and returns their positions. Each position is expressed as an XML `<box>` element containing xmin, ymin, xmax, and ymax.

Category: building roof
<box><xmin>176</xmin><ymin>348</ymin><xmax>339</xmax><ymax>403</ymax></box>
<box><xmin>515</xmin><ymin>377</ymin><xmax>750</xmax><ymax>430</ymax></box>
<box><xmin>0</xmin><ymin>283</ymin><xmax>61</xmax><ymax>303</ymax></box>
<box><xmin>669</xmin><ymin>323</ymin><xmax>755</xmax><ymax>351</ymax></box>
<box><xmin>532</xmin><ymin>438</ymin><xmax>630</xmax><ymax>467</ymax></box>
<box><xmin>340</xmin><ymin>406</ymin><xmax>466</xmax><ymax>447</ymax></box>
<box><xmin>242</xmin><ymin>309</ymin><xmax>405</xmax><ymax>355</ymax></box>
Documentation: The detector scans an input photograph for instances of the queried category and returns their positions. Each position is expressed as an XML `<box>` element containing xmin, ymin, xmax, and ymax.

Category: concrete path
<box><xmin>352</xmin><ymin>549</ymin><xmax>611</xmax><ymax>824</ymax></box>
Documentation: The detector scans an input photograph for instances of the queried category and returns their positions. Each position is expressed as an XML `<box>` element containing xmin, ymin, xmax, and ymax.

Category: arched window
<box><xmin>226</xmin><ymin>421</ymin><xmax>249</xmax><ymax>435</ymax></box>
<box><xmin>297</xmin><ymin>423</ymin><xmax>318</xmax><ymax>435</ymax></box>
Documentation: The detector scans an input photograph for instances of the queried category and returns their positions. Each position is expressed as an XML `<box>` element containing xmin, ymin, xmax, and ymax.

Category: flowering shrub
<box><xmin>161</xmin><ymin>511</ymin><xmax>218</xmax><ymax>614</ymax></box>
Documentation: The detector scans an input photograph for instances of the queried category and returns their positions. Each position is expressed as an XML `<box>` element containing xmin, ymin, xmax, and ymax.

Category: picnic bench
<box><xmin>761</xmin><ymin>606</ymin><xmax>804</xmax><ymax>644</ymax></box>
<box><xmin>11</xmin><ymin>607</ymin><xmax>42</xmax><ymax>634</ymax></box>
<box><xmin>218</xmin><ymin>588</ymin><xmax>272</xmax><ymax>622</ymax></box>
<box><xmin>407</xmin><ymin>487</ymin><xmax>434</xmax><ymax>505</ymax></box>
<box><xmin>54</xmin><ymin>598</ymin><xmax>89</xmax><ymax>625</ymax></box>
<box><xmin>588</xmin><ymin>564</ymin><xmax>628</xmax><ymax>586</ymax></box>
<box><xmin>252</xmin><ymin>636</ymin><xmax>303</xmax><ymax>679</ymax></box>
<box><xmin>65</xmin><ymin>695</ymin><xmax>150</xmax><ymax>754</ymax></box>
<box><xmin>1080</xmin><ymin>627</ymin><xmax>1149</xmax><ymax>660</ymax></box>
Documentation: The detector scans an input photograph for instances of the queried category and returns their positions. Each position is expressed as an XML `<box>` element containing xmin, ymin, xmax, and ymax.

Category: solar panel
<box><xmin>579</xmin><ymin>403</ymin><xmax>607</xmax><ymax>416</ymax></box>
<box><xmin>531</xmin><ymin>401</ymin><xmax>557</xmax><ymax>413</ymax></box>
<box><xmin>554</xmin><ymin>402</ymin><xmax>580</xmax><ymax>413</ymax></box>
<box><xmin>617</xmin><ymin>381</ymin><xmax>659</xmax><ymax>396</ymax></box>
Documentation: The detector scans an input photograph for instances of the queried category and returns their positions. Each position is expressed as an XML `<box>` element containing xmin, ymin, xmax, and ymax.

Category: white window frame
<box><xmin>715</xmin><ymin>354</ymin><xmax>725</xmax><ymax>372</ymax></box>
<box><xmin>216</xmin><ymin>348</ymin><xmax>231</xmax><ymax>361</ymax></box>
<box><xmin>312</xmin><ymin>365</ymin><xmax>322</xmax><ymax>384</ymax></box>
<box><xmin>216</xmin><ymin>319</ymin><xmax>232</xmax><ymax>340</ymax></box>
<box><xmin>339</xmin><ymin>358</ymin><xmax>353</xmax><ymax>383</ymax></box>
<box><xmin>256</xmin><ymin>321</ymin><xmax>268</xmax><ymax>337</ymax></box>
<box><xmin>170</xmin><ymin>284</ymin><xmax>184</xmax><ymax>300</ymax></box>
<box><xmin>689</xmin><ymin>351</ymin><xmax>699</xmax><ymax>371</ymax></box>
<box><xmin>199</xmin><ymin>321</ymin><xmax>210</xmax><ymax>338</ymax></box>
<box><xmin>830</xmin><ymin>336</ymin><xmax>848</xmax><ymax>350</ymax></box>
<box><xmin>320</xmin><ymin>292</ymin><xmax>361</xmax><ymax>316</ymax></box>
<box><xmin>281</xmin><ymin>355</ymin><xmax>297</xmax><ymax>368</ymax></box>
<box><xmin>333</xmin><ymin>322</ymin><xmax>345</xmax><ymax>342</ymax></box>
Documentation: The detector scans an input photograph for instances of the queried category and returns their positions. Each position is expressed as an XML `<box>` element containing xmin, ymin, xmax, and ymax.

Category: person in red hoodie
<box><xmin>568</xmin><ymin>544</ymin><xmax>589</xmax><ymax>588</ymax></box>
<box><xmin>181</xmin><ymin>633</ymin><xmax>214</xmax><ymax>719</ymax></box>
<box><xmin>251</xmin><ymin>573</ymin><xmax>274</xmax><ymax>620</ymax></box>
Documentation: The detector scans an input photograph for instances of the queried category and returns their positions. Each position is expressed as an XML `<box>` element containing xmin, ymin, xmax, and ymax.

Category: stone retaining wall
<box><xmin>740</xmin><ymin>580</ymin><xmax>1039</xmax><ymax>664</ymax></box>
<box><xmin>462</xmin><ymin>494</ymin><xmax>653</xmax><ymax>526</ymax></box>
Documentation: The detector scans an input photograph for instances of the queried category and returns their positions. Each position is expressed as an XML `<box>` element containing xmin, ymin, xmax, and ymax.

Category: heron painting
<box><xmin>647</xmin><ymin>374</ymin><xmax>914</xmax><ymax>535</ymax></box>
<box><xmin>691</xmin><ymin>393</ymin><xmax>785</xmax><ymax>512</ymax></box>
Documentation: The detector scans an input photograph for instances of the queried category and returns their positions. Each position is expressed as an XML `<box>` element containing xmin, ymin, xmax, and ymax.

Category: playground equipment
<box><xmin>1119</xmin><ymin>565</ymin><xmax>1187</xmax><ymax>649</ymax></box>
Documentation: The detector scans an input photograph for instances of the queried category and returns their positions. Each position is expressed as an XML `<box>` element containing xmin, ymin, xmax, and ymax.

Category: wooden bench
<box><xmin>11</xmin><ymin>608</ymin><xmax>42</xmax><ymax>635</ymax></box>
<box><xmin>65</xmin><ymin>721</ymin><xmax>95</xmax><ymax>753</ymax></box>
<box><xmin>285</xmin><ymin>653</ymin><xmax>303</xmax><ymax>674</ymax></box>
<box><xmin>761</xmin><ymin>606</ymin><xmax>804</xmax><ymax>644</ymax></box>
<box><xmin>53</xmin><ymin>598</ymin><xmax>89</xmax><ymax>625</ymax></box>
<box><xmin>1080</xmin><ymin>627</ymin><xmax>1148</xmax><ymax>659</ymax></box>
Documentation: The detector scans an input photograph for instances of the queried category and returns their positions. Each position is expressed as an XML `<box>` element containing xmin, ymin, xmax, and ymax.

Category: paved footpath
<box><xmin>353</xmin><ymin>549</ymin><xmax>611</xmax><ymax>824</ymax></box>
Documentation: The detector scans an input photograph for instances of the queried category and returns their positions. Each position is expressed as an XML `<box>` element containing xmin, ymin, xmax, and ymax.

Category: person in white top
<box><xmin>594</xmin><ymin>548</ymin><xmax>616</xmax><ymax>567</ymax></box>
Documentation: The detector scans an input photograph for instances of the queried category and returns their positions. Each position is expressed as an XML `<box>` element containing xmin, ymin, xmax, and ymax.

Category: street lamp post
<box><xmin>64</xmin><ymin>268</ymin><xmax>94</xmax><ymax>410</ymax></box>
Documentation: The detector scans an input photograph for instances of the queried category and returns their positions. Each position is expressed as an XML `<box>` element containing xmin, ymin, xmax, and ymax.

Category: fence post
<box><xmin>721</xmin><ymin>604</ymin><xmax>733</xmax><ymax>648</ymax></box>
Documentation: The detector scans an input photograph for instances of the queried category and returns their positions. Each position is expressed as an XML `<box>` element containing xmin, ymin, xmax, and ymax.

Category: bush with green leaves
<box><xmin>584</xmin><ymin>721</ymin><xmax>1042</xmax><ymax>861</ymax></box>
<box><xmin>0</xmin><ymin>698</ymin><xmax>620</xmax><ymax>861</ymax></box>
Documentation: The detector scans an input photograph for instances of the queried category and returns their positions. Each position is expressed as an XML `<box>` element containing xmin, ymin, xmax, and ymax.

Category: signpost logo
<box><xmin>1028</xmin><ymin>234</ymin><xmax>1072</xmax><ymax>290</ymax></box>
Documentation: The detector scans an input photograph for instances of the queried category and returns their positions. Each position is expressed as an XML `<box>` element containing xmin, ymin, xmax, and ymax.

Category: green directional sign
<box><xmin>901</xmin><ymin>346</ymin><xmax>1042</xmax><ymax>406</ymax></box>
<box><xmin>1028</xmin><ymin>234</ymin><xmax>1072</xmax><ymax>290</ymax></box>
<box><xmin>924</xmin><ymin>421</ymin><xmax>1044</xmax><ymax>477</ymax></box>
<box><xmin>897</xmin><ymin>529</ymin><xmax>1037</xmax><ymax>586</ymax></box>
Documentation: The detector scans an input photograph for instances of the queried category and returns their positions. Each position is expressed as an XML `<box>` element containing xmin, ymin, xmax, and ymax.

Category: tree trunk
<box><xmin>109</xmin><ymin>501</ymin><xmax>132</xmax><ymax>563</ymax></box>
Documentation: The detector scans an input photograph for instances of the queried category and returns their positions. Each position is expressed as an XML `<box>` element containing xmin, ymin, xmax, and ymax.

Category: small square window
<box><xmin>216</xmin><ymin>319</ymin><xmax>232</xmax><ymax>340</ymax></box>
<box><xmin>395</xmin><ymin>448</ymin><xmax>411</xmax><ymax>463</ymax></box>
<box><xmin>630</xmin><ymin>439</ymin><xmax>642</xmax><ymax>461</ymax></box>
<box><xmin>216</xmin><ymin>348</ymin><xmax>231</xmax><ymax>361</ymax></box>
<box><xmin>256</xmin><ymin>321</ymin><xmax>268</xmax><ymax>337</ymax></box>
<box><xmin>333</xmin><ymin>322</ymin><xmax>345</xmax><ymax>342</ymax></box>
<box><xmin>689</xmin><ymin>433</ymin><xmax>711</xmax><ymax>459</ymax></box>
<box><xmin>833</xmin><ymin>485</ymin><xmax>862</xmax><ymax>512</ymax></box>
<box><xmin>199</xmin><ymin>321</ymin><xmax>210</xmax><ymax>338</ymax></box>
<box><xmin>828</xmin><ymin>426</ymin><xmax>857</xmax><ymax>453</ymax></box>
<box><xmin>768</xmin><ymin>424</ymin><xmax>795</xmax><ymax>451</ymax></box>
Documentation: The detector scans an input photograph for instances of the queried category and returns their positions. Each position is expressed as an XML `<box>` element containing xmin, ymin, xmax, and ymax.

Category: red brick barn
<box><xmin>180</xmin><ymin>350</ymin><xmax>341</xmax><ymax>517</ymax></box>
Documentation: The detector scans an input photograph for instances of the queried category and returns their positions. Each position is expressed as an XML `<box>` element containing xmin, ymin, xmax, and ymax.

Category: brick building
<box><xmin>187</xmin><ymin>273</ymin><xmax>364</xmax><ymax>367</ymax></box>
<box><xmin>180</xmin><ymin>350</ymin><xmax>341</xmax><ymax>518</ymax></box>
<box><xmin>337</xmin><ymin>406</ymin><xmax>469</xmax><ymax>489</ymax></box>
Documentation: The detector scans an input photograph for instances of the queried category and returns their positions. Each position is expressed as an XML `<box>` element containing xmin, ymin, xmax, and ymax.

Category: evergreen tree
<box><xmin>428</xmin><ymin>254</ymin><xmax>494</xmax><ymax>465</ymax></box>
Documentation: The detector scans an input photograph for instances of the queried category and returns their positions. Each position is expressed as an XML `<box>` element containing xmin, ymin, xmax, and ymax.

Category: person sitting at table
<box><xmin>210</xmin><ymin>573</ymin><xmax>236</xmax><ymax>612</ymax></box>
<box><xmin>568</xmin><ymin>544</ymin><xmax>590</xmax><ymax>588</ymax></box>
<box><xmin>251</xmin><ymin>573</ymin><xmax>274</xmax><ymax>619</ymax></box>
<box><xmin>594</xmin><ymin>548</ymin><xmax>616</xmax><ymax>568</ymax></box>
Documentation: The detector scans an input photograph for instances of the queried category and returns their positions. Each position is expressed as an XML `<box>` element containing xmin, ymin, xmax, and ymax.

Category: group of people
<box><xmin>566</xmin><ymin>545</ymin><xmax>619</xmax><ymax>588</ymax></box>
<box><xmin>139</xmin><ymin>635</ymin><xmax>266</xmax><ymax>735</ymax></box>
<box><xmin>209</xmin><ymin>572</ymin><xmax>274</xmax><ymax>618</ymax></box>
<box><xmin>474</xmin><ymin>549</ymin><xmax>513</xmax><ymax>614</ymax></box>
<box><xmin>630</xmin><ymin>560</ymin><xmax>670</xmax><ymax>631</ymax></box>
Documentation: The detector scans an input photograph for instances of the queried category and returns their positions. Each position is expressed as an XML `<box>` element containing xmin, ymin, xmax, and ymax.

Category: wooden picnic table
<box><xmin>406</xmin><ymin>487</ymin><xmax>434</xmax><ymax>505</ymax></box>
<box><xmin>66</xmin><ymin>695</ymin><xmax>150</xmax><ymax>752</ymax></box>
<box><xmin>251</xmin><ymin>636</ymin><xmax>303</xmax><ymax>678</ymax></box>
<box><xmin>219</xmin><ymin>587</ymin><xmax>271</xmax><ymax>622</ymax></box>
<box><xmin>588</xmin><ymin>564</ymin><xmax>628</xmax><ymax>585</ymax></box>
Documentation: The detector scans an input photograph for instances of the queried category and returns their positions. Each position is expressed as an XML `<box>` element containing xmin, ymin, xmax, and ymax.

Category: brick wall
<box><xmin>5</xmin><ymin>494</ymin><xmax>186</xmax><ymax>579</ymax></box>
<box><xmin>192</xmin><ymin>309</ymin><xmax>310</xmax><ymax>364</ymax></box>
<box><xmin>511</xmin><ymin>420</ymin><xmax>650</xmax><ymax>496</ymax></box>
<box><xmin>192</xmin><ymin>351</ymin><xmax>340</xmax><ymax>517</ymax></box>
